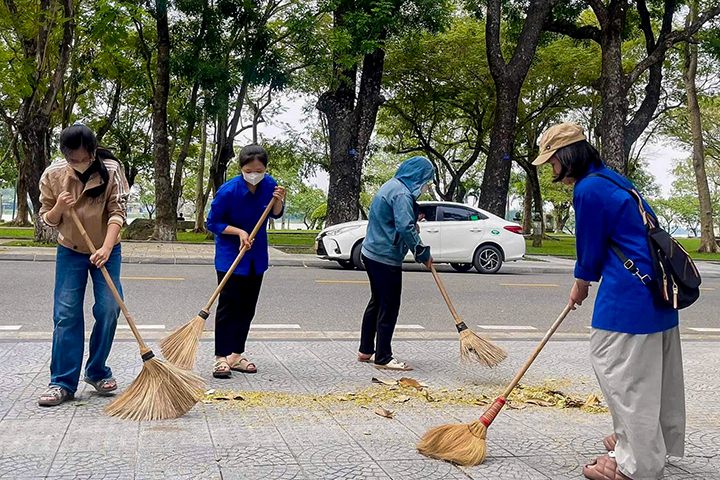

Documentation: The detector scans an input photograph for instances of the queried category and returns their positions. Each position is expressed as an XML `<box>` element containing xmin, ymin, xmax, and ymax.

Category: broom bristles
<box><xmin>418</xmin><ymin>420</ymin><xmax>487</xmax><ymax>466</ymax></box>
<box><xmin>459</xmin><ymin>329</ymin><xmax>507</xmax><ymax>367</ymax></box>
<box><xmin>159</xmin><ymin>315</ymin><xmax>206</xmax><ymax>370</ymax></box>
<box><xmin>105</xmin><ymin>357</ymin><xmax>205</xmax><ymax>421</ymax></box>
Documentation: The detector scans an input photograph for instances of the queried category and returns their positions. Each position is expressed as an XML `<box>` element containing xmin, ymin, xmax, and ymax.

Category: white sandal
<box><xmin>374</xmin><ymin>358</ymin><xmax>413</xmax><ymax>371</ymax></box>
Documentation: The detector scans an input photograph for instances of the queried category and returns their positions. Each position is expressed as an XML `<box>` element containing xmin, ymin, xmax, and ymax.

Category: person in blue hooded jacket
<box><xmin>534</xmin><ymin>124</ymin><xmax>684</xmax><ymax>480</ymax></box>
<box><xmin>358</xmin><ymin>156</ymin><xmax>434</xmax><ymax>371</ymax></box>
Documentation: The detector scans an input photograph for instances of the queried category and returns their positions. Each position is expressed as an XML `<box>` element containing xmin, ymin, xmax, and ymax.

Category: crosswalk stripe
<box><xmin>118</xmin><ymin>325</ymin><xmax>166</xmax><ymax>330</ymax></box>
<box><xmin>688</xmin><ymin>328</ymin><xmax>720</xmax><ymax>333</ymax></box>
<box><xmin>0</xmin><ymin>325</ymin><xmax>22</xmax><ymax>331</ymax></box>
<box><xmin>395</xmin><ymin>324</ymin><xmax>425</xmax><ymax>330</ymax></box>
<box><xmin>250</xmin><ymin>324</ymin><xmax>301</xmax><ymax>330</ymax></box>
<box><xmin>477</xmin><ymin>325</ymin><xmax>537</xmax><ymax>331</ymax></box>
<box><xmin>500</xmin><ymin>283</ymin><xmax>559</xmax><ymax>287</ymax></box>
<box><xmin>120</xmin><ymin>277</ymin><xmax>185</xmax><ymax>281</ymax></box>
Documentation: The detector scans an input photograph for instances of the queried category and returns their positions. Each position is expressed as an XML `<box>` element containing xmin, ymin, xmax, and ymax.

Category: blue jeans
<box><xmin>50</xmin><ymin>244</ymin><xmax>122</xmax><ymax>393</ymax></box>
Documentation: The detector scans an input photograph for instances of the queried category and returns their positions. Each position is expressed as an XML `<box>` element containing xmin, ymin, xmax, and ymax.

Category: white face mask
<box><xmin>243</xmin><ymin>172</ymin><xmax>264</xmax><ymax>186</ymax></box>
<box><xmin>420</xmin><ymin>184</ymin><xmax>431</xmax><ymax>195</ymax></box>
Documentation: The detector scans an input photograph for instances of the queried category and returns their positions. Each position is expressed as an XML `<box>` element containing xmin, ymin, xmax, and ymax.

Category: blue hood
<box><xmin>395</xmin><ymin>156</ymin><xmax>434</xmax><ymax>198</ymax></box>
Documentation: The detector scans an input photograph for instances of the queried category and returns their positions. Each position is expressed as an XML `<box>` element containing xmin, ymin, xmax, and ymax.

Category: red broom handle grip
<box><xmin>202</xmin><ymin>197</ymin><xmax>277</xmax><ymax>311</ymax></box>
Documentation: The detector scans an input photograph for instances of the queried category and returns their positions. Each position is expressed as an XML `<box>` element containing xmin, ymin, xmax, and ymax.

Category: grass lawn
<box><xmin>3</xmin><ymin>240</ymin><xmax>55</xmax><ymax>247</ymax></box>
<box><xmin>175</xmin><ymin>230</ymin><xmax>318</xmax><ymax>246</ymax></box>
<box><xmin>0</xmin><ymin>227</ymin><xmax>34</xmax><ymax>239</ymax></box>
<box><xmin>527</xmin><ymin>236</ymin><xmax>720</xmax><ymax>261</ymax></box>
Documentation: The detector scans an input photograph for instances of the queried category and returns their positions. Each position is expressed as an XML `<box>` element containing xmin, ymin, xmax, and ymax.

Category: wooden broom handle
<box><xmin>69</xmin><ymin>208</ymin><xmax>149</xmax><ymax>351</ymax></box>
<box><xmin>500</xmin><ymin>303</ymin><xmax>573</xmax><ymax>399</ymax></box>
<box><xmin>429</xmin><ymin>263</ymin><xmax>463</xmax><ymax>325</ymax></box>
<box><xmin>202</xmin><ymin>197</ymin><xmax>277</xmax><ymax>312</ymax></box>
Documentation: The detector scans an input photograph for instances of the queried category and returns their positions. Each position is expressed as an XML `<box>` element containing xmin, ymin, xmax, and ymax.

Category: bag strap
<box><xmin>608</xmin><ymin>242</ymin><xmax>653</xmax><ymax>286</ymax></box>
<box><xmin>586</xmin><ymin>173</ymin><xmax>656</xmax><ymax>227</ymax></box>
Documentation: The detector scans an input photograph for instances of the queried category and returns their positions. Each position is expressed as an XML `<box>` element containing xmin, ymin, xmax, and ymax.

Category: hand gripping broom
<box><xmin>69</xmin><ymin>209</ymin><xmax>205</xmax><ymax>421</ymax></box>
<box><xmin>417</xmin><ymin>303</ymin><xmax>573</xmax><ymax>466</ymax></box>
<box><xmin>429</xmin><ymin>264</ymin><xmax>506</xmax><ymax>367</ymax></box>
<box><xmin>160</xmin><ymin>197</ymin><xmax>277</xmax><ymax>369</ymax></box>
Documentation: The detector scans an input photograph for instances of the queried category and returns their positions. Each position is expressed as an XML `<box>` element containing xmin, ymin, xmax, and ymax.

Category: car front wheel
<box><xmin>450</xmin><ymin>263</ymin><xmax>473</xmax><ymax>273</ymax></box>
<box><xmin>473</xmin><ymin>245</ymin><xmax>502</xmax><ymax>274</ymax></box>
<box><xmin>351</xmin><ymin>243</ymin><xmax>366</xmax><ymax>271</ymax></box>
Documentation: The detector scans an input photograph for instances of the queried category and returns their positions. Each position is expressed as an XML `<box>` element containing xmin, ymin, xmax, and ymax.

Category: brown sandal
<box><xmin>583</xmin><ymin>455</ymin><xmax>632</xmax><ymax>480</ymax></box>
<box><xmin>230</xmin><ymin>357</ymin><xmax>257</xmax><ymax>374</ymax></box>
<box><xmin>213</xmin><ymin>359</ymin><xmax>232</xmax><ymax>379</ymax></box>
<box><xmin>604</xmin><ymin>434</ymin><xmax>617</xmax><ymax>452</ymax></box>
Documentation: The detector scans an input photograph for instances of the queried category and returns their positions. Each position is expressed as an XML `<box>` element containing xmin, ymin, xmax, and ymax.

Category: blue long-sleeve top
<box><xmin>206</xmin><ymin>174</ymin><xmax>283</xmax><ymax>275</ymax></box>
<box><xmin>573</xmin><ymin>163</ymin><xmax>678</xmax><ymax>334</ymax></box>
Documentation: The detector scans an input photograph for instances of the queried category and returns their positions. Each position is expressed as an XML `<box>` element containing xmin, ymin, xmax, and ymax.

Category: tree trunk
<box><xmin>683</xmin><ymin>0</ymin><xmax>718</xmax><ymax>253</ymax></box>
<box><xmin>522</xmin><ymin>176</ymin><xmax>532</xmax><ymax>234</ymax></box>
<box><xmin>597</xmin><ymin>20</ymin><xmax>629</xmax><ymax>174</ymax></box>
<box><xmin>318</xmin><ymin>8</ymin><xmax>386</xmax><ymax>227</ymax></box>
<box><xmin>10</xmin><ymin>141</ymin><xmax>30</xmax><ymax>226</ymax></box>
<box><xmin>479</xmin><ymin>87</ymin><xmax>519</xmax><ymax>217</ymax></box>
<box><xmin>19</xmin><ymin>116</ymin><xmax>56</xmax><ymax>241</ymax></box>
<box><xmin>151</xmin><ymin>0</ymin><xmax>175</xmax><ymax>241</ymax></box>
<box><xmin>194</xmin><ymin>110</ymin><xmax>208</xmax><ymax>232</ymax></box>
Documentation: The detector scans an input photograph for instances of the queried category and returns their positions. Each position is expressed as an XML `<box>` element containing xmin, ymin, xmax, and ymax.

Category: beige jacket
<box><xmin>39</xmin><ymin>159</ymin><xmax>130</xmax><ymax>254</ymax></box>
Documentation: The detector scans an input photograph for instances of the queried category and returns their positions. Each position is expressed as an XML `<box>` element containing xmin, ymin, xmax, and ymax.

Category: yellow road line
<box><xmin>700</xmin><ymin>287</ymin><xmax>715</xmax><ymax>291</ymax></box>
<box><xmin>315</xmin><ymin>280</ymin><xmax>370</xmax><ymax>284</ymax></box>
<box><xmin>120</xmin><ymin>276</ymin><xmax>186</xmax><ymax>281</ymax></box>
<box><xmin>500</xmin><ymin>283</ymin><xmax>559</xmax><ymax>287</ymax></box>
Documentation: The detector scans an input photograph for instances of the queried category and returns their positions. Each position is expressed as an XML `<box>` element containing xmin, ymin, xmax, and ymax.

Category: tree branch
<box><xmin>40</xmin><ymin>0</ymin><xmax>74</xmax><ymax>116</ymax></box>
<box><xmin>542</xmin><ymin>18</ymin><xmax>601</xmax><ymax>43</ymax></box>
<box><xmin>132</xmin><ymin>15</ymin><xmax>155</xmax><ymax>97</ymax></box>
<box><xmin>96</xmin><ymin>81</ymin><xmax>122</xmax><ymax>142</ymax></box>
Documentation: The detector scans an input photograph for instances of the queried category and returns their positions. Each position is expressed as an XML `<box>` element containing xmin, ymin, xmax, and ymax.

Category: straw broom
<box><xmin>160</xmin><ymin>197</ymin><xmax>277</xmax><ymax>369</ymax></box>
<box><xmin>69</xmin><ymin>209</ymin><xmax>205</xmax><ymax>421</ymax></box>
<box><xmin>417</xmin><ymin>303</ymin><xmax>573</xmax><ymax>465</ymax></box>
<box><xmin>429</xmin><ymin>264</ymin><xmax>506</xmax><ymax>367</ymax></box>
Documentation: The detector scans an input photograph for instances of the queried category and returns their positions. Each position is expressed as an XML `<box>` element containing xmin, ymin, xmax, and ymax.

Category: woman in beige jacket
<box><xmin>37</xmin><ymin>124</ymin><xmax>129</xmax><ymax>406</ymax></box>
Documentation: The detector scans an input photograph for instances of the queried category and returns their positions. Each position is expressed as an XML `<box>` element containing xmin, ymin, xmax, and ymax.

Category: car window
<box><xmin>418</xmin><ymin>205</ymin><xmax>437</xmax><ymax>222</ymax></box>
<box><xmin>441</xmin><ymin>206</ymin><xmax>485</xmax><ymax>221</ymax></box>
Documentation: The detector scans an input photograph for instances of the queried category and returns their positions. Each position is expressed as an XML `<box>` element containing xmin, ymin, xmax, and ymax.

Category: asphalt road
<box><xmin>1</xmin><ymin>260</ymin><xmax>718</xmax><ymax>337</ymax></box>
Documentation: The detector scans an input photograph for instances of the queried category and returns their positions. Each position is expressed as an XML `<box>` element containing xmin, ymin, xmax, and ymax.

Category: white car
<box><xmin>315</xmin><ymin>201</ymin><xmax>525</xmax><ymax>274</ymax></box>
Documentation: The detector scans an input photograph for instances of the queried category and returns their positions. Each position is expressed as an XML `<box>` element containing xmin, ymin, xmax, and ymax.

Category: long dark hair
<box><xmin>238</xmin><ymin>144</ymin><xmax>268</xmax><ymax>167</ymax></box>
<box><xmin>552</xmin><ymin>140</ymin><xmax>603</xmax><ymax>183</ymax></box>
<box><xmin>59</xmin><ymin>124</ymin><xmax>121</xmax><ymax>198</ymax></box>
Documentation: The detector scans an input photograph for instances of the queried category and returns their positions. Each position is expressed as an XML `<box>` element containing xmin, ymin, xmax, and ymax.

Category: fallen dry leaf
<box><xmin>205</xmin><ymin>389</ymin><xmax>216</xmax><ymax>395</ymax></box>
<box><xmin>585</xmin><ymin>394</ymin><xmax>601</xmax><ymax>407</ymax></box>
<box><xmin>233</xmin><ymin>395</ymin><xmax>245</xmax><ymax>401</ymax></box>
<box><xmin>74</xmin><ymin>401</ymin><xmax>89</xmax><ymax>407</ymax></box>
<box><xmin>375</xmin><ymin>406</ymin><xmax>394</xmax><ymax>419</ymax></box>
<box><xmin>525</xmin><ymin>399</ymin><xmax>555</xmax><ymax>407</ymax></box>
<box><xmin>399</xmin><ymin>377</ymin><xmax>423</xmax><ymax>391</ymax></box>
<box><xmin>423</xmin><ymin>390</ymin><xmax>436</xmax><ymax>403</ymax></box>
<box><xmin>393</xmin><ymin>395</ymin><xmax>411</xmax><ymax>403</ymax></box>
<box><xmin>372</xmin><ymin>377</ymin><xmax>398</xmax><ymax>386</ymax></box>
<box><xmin>214</xmin><ymin>396</ymin><xmax>231</xmax><ymax>401</ymax></box>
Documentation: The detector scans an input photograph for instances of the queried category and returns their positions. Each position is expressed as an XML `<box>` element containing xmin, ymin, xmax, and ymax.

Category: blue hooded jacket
<box><xmin>361</xmin><ymin>156</ymin><xmax>434</xmax><ymax>266</ymax></box>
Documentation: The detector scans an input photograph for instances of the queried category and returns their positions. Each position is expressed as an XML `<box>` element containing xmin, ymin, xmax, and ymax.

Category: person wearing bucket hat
<box><xmin>535</xmin><ymin>124</ymin><xmax>684</xmax><ymax>480</ymax></box>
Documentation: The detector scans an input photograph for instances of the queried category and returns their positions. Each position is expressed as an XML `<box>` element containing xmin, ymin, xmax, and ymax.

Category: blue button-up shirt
<box><xmin>206</xmin><ymin>174</ymin><xmax>283</xmax><ymax>275</ymax></box>
<box><xmin>574</xmin><ymin>163</ymin><xmax>678</xmax><ymax>334</ymax></box>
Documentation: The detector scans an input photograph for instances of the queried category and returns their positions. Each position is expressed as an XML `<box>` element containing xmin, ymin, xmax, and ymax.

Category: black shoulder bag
<box><xmin>586</xmin><ymin>173</ymin><xmax>702</xmax><ymax>310</ymax></box>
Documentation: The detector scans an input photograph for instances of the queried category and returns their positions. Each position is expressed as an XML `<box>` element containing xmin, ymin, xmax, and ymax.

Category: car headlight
<box><xmin>325</xmin><ymin>224</ymin><xmax>362</xmax><ymax>237</ymax></box>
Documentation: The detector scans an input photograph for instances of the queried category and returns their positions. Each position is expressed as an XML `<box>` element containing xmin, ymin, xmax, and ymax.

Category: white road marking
<box><xmin>477</xmin><ymin>325</ymin><xmax>538</xmax><ymax>331</ymax></box>
<box><xmin>0</xmin><ymin>325</ymin><xmax>22</xmax><ymax>331</ymax></box>
<box><xmin>395</xmin><ymin>324</ymin><xmax>425</xmax><ymax>330</ymax></box>
<box><xmin>249</xmin><ymin>324</ymin><xmax>302</xmax><ymax>330</ymax></box>
<box><xmin>688</xmin><ymin>328</ymin><xmax>720</xmax><ymax>333</ymax></box>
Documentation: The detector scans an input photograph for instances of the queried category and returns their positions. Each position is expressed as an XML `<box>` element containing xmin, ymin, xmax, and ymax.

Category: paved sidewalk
<box><xmin>0</xmin><ymin>338</ymin><xmax>718</xmax><ymax>479</ymax></box>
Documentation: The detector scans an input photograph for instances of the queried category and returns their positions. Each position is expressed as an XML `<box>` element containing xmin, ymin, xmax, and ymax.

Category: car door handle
<box><xmin>470</xmin><ymin>228</ymin><xmax>482</xmax><ymax>233</ymax></box>
<box><xmin>425</xmin><ymin>229</ymin><xmax>439</xmax><ymax>233</ymax></box>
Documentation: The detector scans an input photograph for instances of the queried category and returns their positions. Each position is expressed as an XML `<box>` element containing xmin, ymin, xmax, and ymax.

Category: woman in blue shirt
<box><xmin>206</xmin><ymin>145</ymin><xmax>285</xmax><ymax>378</ymax></box>
<box><xmin>533</xmin><ymin>124</ymin><xmax>684</xmax><ymax>480</ymax></box>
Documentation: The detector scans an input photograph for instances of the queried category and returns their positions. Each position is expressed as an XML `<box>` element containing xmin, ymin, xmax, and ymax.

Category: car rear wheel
<box><xmin>473</xmin><ymin>245</ymin><xmax>502</xmax><ymax>274</ymax></box>
<box><xmin>337</xmin><ymin>260</ymin><xmax>355</xmax><ymax>269</ymax></box>
<box><xmin>351</xmin><ymin>243</ymin><xmax>366</xmax><ymax>271</ymax></box>
<box><xmin>450</xmin><ymin>263</ymin><xmax>473</xmax><ymax>273</ymax></box>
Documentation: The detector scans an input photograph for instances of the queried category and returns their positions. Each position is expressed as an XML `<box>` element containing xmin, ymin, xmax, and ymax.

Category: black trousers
<box><xmin>214</xmin><ymin>264</ymin><xmax>264</xmax><ymax>357</ymax></box>
<box><xmin>360</xmin><ymin>255</ymin><xmax>402</xmax><ymax>365</ymax></box>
